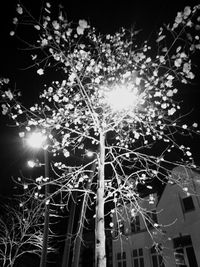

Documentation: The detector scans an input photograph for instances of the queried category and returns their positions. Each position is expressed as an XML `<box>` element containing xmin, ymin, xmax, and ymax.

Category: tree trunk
<box><xmin>40</xmin><ymin>149</ymin><xmax>50</xmax><ymax>267</ymax></box>
<box><xmin>62</xmin><ymin>191</ymin><xmax>77</xmax><ymax>267</ymax></box>
<box><xmin>96</xmin><ymin>130</ymin><xmax>106</xmax><ymax>267</ymax></box>
<box><xmin>72</xmin><ymin>161</ymin><xmax>96</xmax><ymax>267</ymax></box>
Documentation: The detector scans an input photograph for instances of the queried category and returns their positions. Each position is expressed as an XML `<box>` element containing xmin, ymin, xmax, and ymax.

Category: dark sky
<box><xmin>0</xmin><ymin>0</ymin><xmax>200</xmax><ymax>195</ymax></box>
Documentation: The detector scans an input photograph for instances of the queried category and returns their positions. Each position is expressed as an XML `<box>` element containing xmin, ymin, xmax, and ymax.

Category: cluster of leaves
<box><xmin>1</xmin><ymin>2</ymin><xmax>200</xmax><ymax>247</ymax></box>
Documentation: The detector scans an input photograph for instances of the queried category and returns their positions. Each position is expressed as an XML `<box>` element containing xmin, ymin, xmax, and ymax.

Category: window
<box><xmin>181</xmin><ymin>196</ymin><xmax>195</xmax><ymax>213</ymax></box>
<box><xmin>146</xmin><ymin>210</ymin><xmax>158</xmax><ymax>229</ymax></box>
<box><xmin>117</xmin><ymin>252</ymin><xmax>126</xmax><ymax>267</ymax></box>
<box><xmin>112</xmin><ymin>222</ymin><xmax>126</xmax><ymax>238</ymax></box>
<box><xmin>150</xmin><ymin>246</ymin><xmax>165</xmax><ymax>267</ymax></box>
<box><xmin>173</xmin><ymin>235</ymin><xmax>198</xmax><ymax>267</ymax></box>
<box><xmin>132</xmin><ymin>248</ymin><xmax>144</xmax><ymax>267</ymax></box>
<box><xmin>174</xmin><ymin>248</ymin><xmax>186</xmax><ymax>266</ymax></box>
<box><xmin>131</xmin><ymin>215</ymin><xmax>140</xmax><ymax>233</ymax></box>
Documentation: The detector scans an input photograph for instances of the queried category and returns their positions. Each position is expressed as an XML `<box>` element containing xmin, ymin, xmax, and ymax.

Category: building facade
<box><xmin>112</xmin><ymin>166</ymin><xmax>200</xmax><ymax>267</ymax></box>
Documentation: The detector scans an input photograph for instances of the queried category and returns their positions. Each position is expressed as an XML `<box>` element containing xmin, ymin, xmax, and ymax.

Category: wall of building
<box><xmin>157</xmin><ymin>166</ymin><xmax>200</xmax><ymax>267</ymax></box>
<box><xmin>112</xmin><ymin>193</ymin><xmax>159</xmax><ymax>267</ymax></box>
<box><xmin>112</xmin><ymin>166</ymin><xmax>200</xmax><ymax>267</ymax></box>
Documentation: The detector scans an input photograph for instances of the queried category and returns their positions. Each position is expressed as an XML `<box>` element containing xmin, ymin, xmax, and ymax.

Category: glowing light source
<box><xmin>27</xmin><ymin>131</ymin><xmax>47</xmax><ymax>149</ymax></box>
<box><xmin>104</xmin><ymin>84</ymin><xmax>140</xmax><ymax>112</ymax></box>
<box><xmin>86</xmin><ymin>150</ymin><xmax>94</xmax><ymax>157</ymax></box>
<box><xmin>27</xmin><ymin>159</ymin><xmax>41</xmax><ymax>168</ymax></box>
<box><xmin>149</xmin><ymin>194</ymin><xmax>155</xmax><ymax>204</ymax></box>
<box><xmin>27</xmin><ymin>160</ymin><xmax>35</xmax><ymax>168</ymax></box>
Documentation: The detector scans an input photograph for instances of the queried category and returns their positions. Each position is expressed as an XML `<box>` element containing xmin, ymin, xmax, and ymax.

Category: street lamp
<box><xmin>27</xmin><ymin>159</ymin><xmax>42</xmax><ymax>168</ymax></box>
<box><xmin>27</xmin><ymin>159</ymin><xmax>36</xmax><ymax>168</ymax></box>
<box><xmin>26</xmin><ymin>130</ymin><xmax>50</xmax><ymax>267</ymax></box>
<box><xmin>95</xmin><ymin>81</ymin><xmax>144</xmax><ymax>267</ymax></box>
<box><xmin>86</xmin><ymin>150</ymin><xmax>94</xmax><ymax>158</ymax></box>
<box><xmin>26</xmin><ymin>131</ymin><xmax>47</xmax><ymax>149</ymax></box>
<box><xmin>101</xmin><ymin>82</ymin><xmax>143</xmax><ymax>112</ymax></box>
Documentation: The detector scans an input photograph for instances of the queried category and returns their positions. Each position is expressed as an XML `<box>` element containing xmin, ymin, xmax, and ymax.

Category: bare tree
<box><xmin>0</xmin><ymin>191</ymin><xmax>55</xmax><ymax>267</ymax></box>
<box><xmin>1</xmin><ymin>3</ymin><xmax>200</xmax><ymax>267</ymax></box>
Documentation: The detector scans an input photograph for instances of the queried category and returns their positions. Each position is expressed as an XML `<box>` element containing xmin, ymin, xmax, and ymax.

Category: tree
<box><xmin>0</xmin><ymin>190</ymin><xmax>55</xmax><ymax>267</ymax></box>
<box><xmin>1</xmin><ymin>3</ymin><xmax>200</xmax><ymax>267</ymax></box>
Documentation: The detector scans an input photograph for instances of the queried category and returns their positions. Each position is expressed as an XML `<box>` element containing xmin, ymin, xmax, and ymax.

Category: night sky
<box><xmin>0</xmin><ymin>0</ymin><xmax>200</xmax><ymax>196</ymax></box>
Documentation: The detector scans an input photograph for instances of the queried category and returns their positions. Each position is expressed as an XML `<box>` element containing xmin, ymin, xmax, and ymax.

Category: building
<box><xmin>112</xmin><ymin>166</ymin><xmax>200</xmax><ymax>267</ymax></box>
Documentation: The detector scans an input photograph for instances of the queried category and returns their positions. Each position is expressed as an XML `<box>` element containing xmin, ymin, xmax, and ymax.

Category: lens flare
<box><xmin>27</xmin><ymin>132</ymin><xmax>47</xmax><ymax>149</ymax></box>
<box><xmin>103</xmin><ymin>83</ymin><xmax>140</xmax><ymax>112</ymax></box>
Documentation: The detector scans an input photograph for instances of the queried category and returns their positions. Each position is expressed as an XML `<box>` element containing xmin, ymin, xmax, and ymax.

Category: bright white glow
<box><xmin>27</xmin><ymin>160</ymin><xmax>35</xmax><ymax>168</ymax></box>
<box><xmin>86</xmin><ymin>150</ymin><xmax>94</xmax><ymax>157</ymax></box>
<box><xmin>149</xmin><ymin>194</ymin><xmax>155</xmax><ymax>204</ymax></box>
<box><xmin>104</xmin><ymin>84</ymin><xmax>140</xmax><ymax>111</ymax></box>
<box><xmin>27</xmin><ymin>132</ymin><xmax>47</xmax><ymax>149</ymax></box>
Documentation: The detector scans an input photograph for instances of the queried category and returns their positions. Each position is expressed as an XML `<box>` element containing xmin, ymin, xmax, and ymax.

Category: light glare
<box><xmin>27</xmin><ymin>160</ymin><xmax>35</xmax><ymax>168</ymax></box>
<box><xmin>104</xmin><ymin>84</ymin><xmax>140</xmax><ymax>111</ymax></box>
<box><xmin>86</xmin><ymin>150</ymin><xmax>94</xmax><ymax>157</ymax></box>
<box><xmin>27</xmin><ymin>132</ymin><xmax>47</xmax><ymax>149</ymax></box>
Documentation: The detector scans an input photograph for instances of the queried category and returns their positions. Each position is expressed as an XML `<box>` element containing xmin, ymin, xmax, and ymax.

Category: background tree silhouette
<box><xmin>0</xmin><ymin>189</ymin><xmax>56</xmax><ymax>267</ymax></box>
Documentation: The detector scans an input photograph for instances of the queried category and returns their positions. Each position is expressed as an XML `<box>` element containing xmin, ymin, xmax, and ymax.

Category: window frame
<box><xmin>150</xmin><ymin>246</ymin><xmax>165</xmax><ymax>267</ymax></box>
<box><xmin>116</xmin><ymin>251</ymin><xmax>126</xmax><ymax>267</ymax></box>
<box><xmin>132</xmin><ymin>248</ymin><xmax>144</xmax><ymax>267</ymax></box>
<box><xmin>131</xmin><ymin>215</ymin><xmax>140</xmax><ymax>233</ymax></box>
<box><xmin>173</xmin><ymin>235</ymin><xmax>198</xmax><ymax>267</ymax></box>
